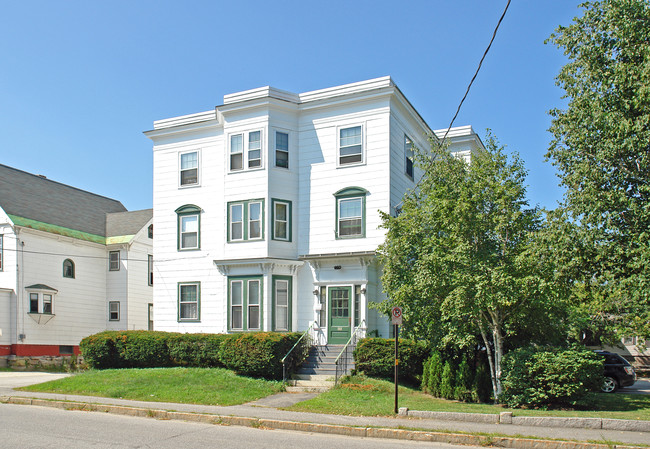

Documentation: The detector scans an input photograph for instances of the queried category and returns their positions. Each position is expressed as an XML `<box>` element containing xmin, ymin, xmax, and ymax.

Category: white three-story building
<box><xmin>146</xmin><ymin>77</ymin><xmax>481</xmax><ymax>344</ymax></box>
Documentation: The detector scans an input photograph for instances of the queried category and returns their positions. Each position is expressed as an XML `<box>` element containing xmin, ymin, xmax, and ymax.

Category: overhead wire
<box><xmin>400</xmin><ymin>0</ymin><xmax>512</xmax><ymax>208</ymax></box>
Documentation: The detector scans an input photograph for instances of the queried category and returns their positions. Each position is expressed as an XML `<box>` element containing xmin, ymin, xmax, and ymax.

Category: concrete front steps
<box><xmin>286</xmin><ymin>345</ymin><xmax>353</xmax><ymax>393</ymax></box>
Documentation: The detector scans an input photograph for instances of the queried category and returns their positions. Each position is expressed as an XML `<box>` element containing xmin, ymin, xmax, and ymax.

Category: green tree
<box><xmin>377</xmin><ymin>133</ymin><xmax>564</xmax><ymax>400</ymax></box>
<box><xmin>546</xmin><ymin>0</ymin><xmax>650</xmax><ymax>339</ymax></box>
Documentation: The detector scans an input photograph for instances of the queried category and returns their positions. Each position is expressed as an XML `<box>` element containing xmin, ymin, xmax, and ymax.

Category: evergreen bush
<box><xmin>500</xmin><ymin>346</ymin><xmax>602</xmax><ymax>408</ymax></box>
<box><xmin>439</xmin><ymin>360</ymin><xmax>455</xmax><ymax>399</ymax></box>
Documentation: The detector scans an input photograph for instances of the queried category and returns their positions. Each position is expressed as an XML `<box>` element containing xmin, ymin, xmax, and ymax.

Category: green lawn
<box><xmin>19</xmin><ymin>367</ymin><xmax>284</xmax><ymax>406</ymax></box>
<box><xmin>285</xmin><ymin>376</ymin><xmax>650</xmax><ymax>421</ymax></box>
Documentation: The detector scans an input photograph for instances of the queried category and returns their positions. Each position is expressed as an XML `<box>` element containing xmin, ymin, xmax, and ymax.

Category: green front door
<box><xmin>328</xmin><ymin>286</ymin><xmax>352</xmax><ymax>344</ymax></box>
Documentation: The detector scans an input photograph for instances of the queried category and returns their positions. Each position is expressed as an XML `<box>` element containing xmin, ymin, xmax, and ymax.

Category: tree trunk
<box><xmin>478</xmin><ymin>320</ymin><xmax>499</xmax><ymax>402</ymax></box>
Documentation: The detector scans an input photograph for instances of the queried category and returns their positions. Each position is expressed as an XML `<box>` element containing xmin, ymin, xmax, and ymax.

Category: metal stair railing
<box><xmin>281</xmin><ymin>322</ymin><xmax>315</xmax><ymax>383</ymax></box>
<box><xmin>334</xmin><ymin>320</ymin><xmax>366</xmax><ymax>385</ymax></box>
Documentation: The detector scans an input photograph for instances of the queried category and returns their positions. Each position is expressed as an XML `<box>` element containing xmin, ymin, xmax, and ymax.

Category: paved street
<box><xmin>0</xmin><ymin>403</ymin><xmax>483</xmax><ymax>449</ymax></box>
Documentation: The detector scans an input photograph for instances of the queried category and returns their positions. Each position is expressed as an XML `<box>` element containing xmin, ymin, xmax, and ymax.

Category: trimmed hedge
<box><xmin>353</xmin><ymin>338</ymin><xmax>430</xmax><ymax>385</ymax></box>
<box><xmin>167</xmin><ymin>333</ymin><xmax>229</xmax><ymax>367</ymax></box>
<box><xmin>80</xmin><ymin>330</ymin><xmax>306</xmax><ymax>379</ymax></box>
<box><xmin>500</xmin><ymin>346</ymin><xmax>603</xmax><ymax>408</ymax></box>
<box><xmin>218</xmin><ymin>332</ymin><xmax>303</xmax><ymax>380</ymax></box>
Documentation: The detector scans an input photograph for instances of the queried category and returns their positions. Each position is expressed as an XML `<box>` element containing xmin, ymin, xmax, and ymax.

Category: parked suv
<box><xmin>594</xmin><ymin>350</ymin><xmax>636</xmax><ymax>393</ymax></box>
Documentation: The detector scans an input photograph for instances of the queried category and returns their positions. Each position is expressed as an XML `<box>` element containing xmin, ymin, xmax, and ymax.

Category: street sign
<box><xmin>391</xmin><ymin>306</ymin><xmax>403</xmax><ymax>325</ymax></box>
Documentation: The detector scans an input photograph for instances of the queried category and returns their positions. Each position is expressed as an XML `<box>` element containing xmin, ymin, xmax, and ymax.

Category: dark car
<box><xmin>594</xmin><ymin>350</ymin><xmax>636</xmax><ymax>393</ymax></box>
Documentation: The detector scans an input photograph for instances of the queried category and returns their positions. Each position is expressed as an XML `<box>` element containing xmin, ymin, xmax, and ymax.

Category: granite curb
<box><xmin>1</xmin><ymin>396</ymin><xmax>647</xmax><ymax>449</ymax></box>
<box><xmin>399</xmin><ymin>408</ymin><xmax>650</xmax><ymax>432</ymax></box>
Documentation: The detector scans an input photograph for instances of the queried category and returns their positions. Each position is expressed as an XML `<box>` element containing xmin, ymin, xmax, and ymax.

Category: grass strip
<box><xmin>285</xmin><ymin>375</ymin><xmax>650</xmax><ymax>421</ymax></box>
<box><xmin>19</xmin><ymin>367</ymin><xmax>284</xmax><ymax>406</ymax></box>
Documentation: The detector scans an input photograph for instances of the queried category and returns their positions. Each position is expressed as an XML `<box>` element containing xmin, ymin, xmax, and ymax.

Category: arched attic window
<box><xmin>148</xmin><ymin>224</ymin><xmax>153</xmax><ymax>239</ymax></box>
<box><xmin>63</xmin><ymin>259</ymin><xmax>75</xmax><ymax>279</ymax></box>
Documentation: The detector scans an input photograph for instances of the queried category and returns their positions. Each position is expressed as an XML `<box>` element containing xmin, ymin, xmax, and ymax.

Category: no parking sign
<box><xmin>391</xmin><ymin>306</ymin><xmax>402</xmax><ymax>325</ymax></box>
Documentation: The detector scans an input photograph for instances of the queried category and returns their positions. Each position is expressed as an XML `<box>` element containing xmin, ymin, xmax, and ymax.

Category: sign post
<box><xmin>391</xmin><ymin>307</ymin><xmax>403</xmax><ymax>414</ymax></box>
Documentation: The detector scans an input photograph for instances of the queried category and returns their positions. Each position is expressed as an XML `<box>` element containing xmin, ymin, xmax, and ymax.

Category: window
<box><xmin>148</xmin><ymin>303</ymin><xmax>154</xmax><ymax>331</ymax></box>
<box><xmin>178</xmin><ymin>282</ymin><xmax>200</xmax><ymax>321</ymax></box>
<box><xmin>405</xmin><ymin>135</ymin><xmax>414</xmax><ymax>179</ymax></box>
<box><xmin>334</xmin><ymin>187</ymin><xmax>367</xmax><ymax>238</ymax></box>
<box><xmin>109</xmin><ymin>301</ymin><xmax>120</xmax><ymax>321</ymax></box>
<box><xmin>230</xmin><ymin>130</ymin><xmax>263</xmax><ymax>171</ymax></box>
<box><xmin>318</xmin><ymin>286</ymin><xmax>327</xmax><ymax>328</ymax></box>
<box><xmin>148</xmin><ymin>224</ymin><xmax>153</xmax><ymax>239</ymax></box>
<box><xmin>179</xmin><ymin>151</ymin><xmax>199</xmax><ymax>186</ymax></box>
<box><xmin>273</xmin><ymin>276</ymin><xmax>292</xmax><ymax>331</ymax></box>
<box><xmin>148</xmin><ymin>255</ymin><xmax>153</xmax><ymax>286</ymax></box>
<box><xmin>229</xmin><ymin>276</ymin><xmax>262</xmax><ymax>331</ymax></box>
<box><xmin>339</xmin><ymin>125</ymin><xmax>363</xmax><ymax>165</ymax></box>
<box><xmin>0</xmin><ymin>234</ymin><xmax>3</xmax><ymax>271</ymax></box>
<box><xmin>248</xmin><ymin>131</ymin><xmax>261</xmax><ymax>168</ymax></box>
<box><xmin>354</xmin><ymin>285</ymin><xmax>361</xmax><ymax>327</ymax></box>
<box><xmin>228</xmin><ymin>199</ymin><xmax>264</xmax><ymax>242</ymax></box>
<box><xmin>30</xmin><ymin>293</ymin><xmax>38</xmax><ymax>313</ymax></box>
<box><xmin>275</xmin><ymin>131</ymin><xmax>289</xmax><ymax>168</ymax></box>
<box><xmin>109</xmin><ymin>251</ymin><xmax>120</xmax><ymax>271</ymax></box>
<box><xmin>271</xmin><ymin>199</ymin><xmax>291</xmax><ymax>241</ymax></box>
<box><xmin>175</xmin><ymin>204</ymin><xmax>201</xmax><ymax>250</ymax></box>
<box><xmin>26</xmin><ymin>286</ymin><xmax>56</xmax><ymax>315</ymax></box>
<box><xmin>230</xmin><ymin>134</ymin><xmax>244</xmax><ymax>171</ymax></box>
<box><xmin>63</xmin><ymin>259</ymin><xmax>75</xmax><ymax>278</ymax></box>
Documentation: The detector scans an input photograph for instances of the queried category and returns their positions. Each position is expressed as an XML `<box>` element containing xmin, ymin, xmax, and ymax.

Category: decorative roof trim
<box><xmin>25</xmin><ymin>284</ymin><xmax>58</xmax><ymax>292</ymax></box>
<box><xmin>175</xmin><ymin>204</ymin><xmax>202</xmax><ymax>214</ymax></box>
<box><xmin>333</xmin><ymin>187</ymin><xmax>368</xmax><ymax>197</ymax></box>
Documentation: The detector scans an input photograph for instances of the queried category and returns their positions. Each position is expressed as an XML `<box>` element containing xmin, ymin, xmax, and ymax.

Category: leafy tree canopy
<box><xmin>546</xmin><ymin>0</ymin><xmax>650</xmax><ymax>339</ymax></box>
<box><xmin>377</xmin><ymin>132</ymin><xmax>567</xmax><ymax>398</ymax></box>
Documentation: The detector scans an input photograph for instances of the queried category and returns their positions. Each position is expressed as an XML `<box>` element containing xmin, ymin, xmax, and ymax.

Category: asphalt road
<box><xmin>0</xmin><ymin>403</ymin><xmax>484</xmax><ymax>449</ymax></box>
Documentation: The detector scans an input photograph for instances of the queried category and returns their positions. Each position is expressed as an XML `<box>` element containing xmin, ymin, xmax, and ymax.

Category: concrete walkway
<box><xmin>1</xmin><ymin>372</ymin><xmax>649</xmax><ymax>448</ymax></box>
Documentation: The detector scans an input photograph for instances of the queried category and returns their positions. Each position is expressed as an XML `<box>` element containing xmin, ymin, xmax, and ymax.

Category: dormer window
<box><xmin>63</xmin><ymin>259</ymin><xmax>75</xmax><ymax>278</ymax></box>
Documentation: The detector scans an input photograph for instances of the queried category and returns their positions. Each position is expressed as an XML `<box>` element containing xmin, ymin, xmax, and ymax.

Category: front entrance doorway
<box><xmin>328</xmin><ymin>286</ymin><xmax>351</xmax><ymax>344</ymax></box>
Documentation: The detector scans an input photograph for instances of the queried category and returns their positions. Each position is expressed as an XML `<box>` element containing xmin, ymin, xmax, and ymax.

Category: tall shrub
<box><xmin>454</xmin><ymin>359</ymin><xmax>473</xmax><ymax>402</ymax></box>
<box><xmin>439</xmin><ymin>361</ymin><xmax>455</xmax><ymax>399</ymax></box>
<box><xmin>473</xmin><ymin>362</ymin><xmax>493</xmax><ymax>403</ymax></box>
<box><xmin>425</xmin><ymin>352</ymin><xmax>444</xmax><ymax>397</ymax></box>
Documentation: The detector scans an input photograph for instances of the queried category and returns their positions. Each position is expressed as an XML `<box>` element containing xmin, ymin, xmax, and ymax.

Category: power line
<box><xmin>405</xmin><ymin>0</ymin><xmax>512</xmax><ymax>204</ymax></box>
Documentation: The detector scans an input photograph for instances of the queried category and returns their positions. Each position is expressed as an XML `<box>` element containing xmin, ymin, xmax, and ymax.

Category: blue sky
<box><xmin>0</xmin><ymin>1</ymin><xmax>583</xmax><ymax>211</ymax></box>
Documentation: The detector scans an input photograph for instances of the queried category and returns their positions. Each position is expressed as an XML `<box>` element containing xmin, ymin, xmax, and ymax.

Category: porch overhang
<box><xmin>298</xmin><ymin>251</ymin><xmax>375</xmax><ymax>261</ymax></box>
<box><xmin>213</xmin><ymin>257</ymin><xmax>304</xmax><ymax>275</ymax></box>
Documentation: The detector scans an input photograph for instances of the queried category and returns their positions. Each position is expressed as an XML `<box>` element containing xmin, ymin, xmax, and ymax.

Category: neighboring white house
<box><xmin>0</xmin><ymin>164</ymin><xmax>153</xmax><ymax>359</ymax></box>
<box><xmin>145</xmin><ymin>76</ymin><xmax>482</xmax><ymax>345</ymax></box>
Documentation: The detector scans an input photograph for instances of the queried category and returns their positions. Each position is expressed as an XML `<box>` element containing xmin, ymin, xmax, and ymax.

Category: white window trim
<box><xmin>27</xmin><ymin>290</ymin><xmax>56</xmax><ymax>315</ymax></box>
<box><xmin>109</xmin><ymin>251</ymin><xmax>120</xmax><ymax>271</ymax></box>
<box><xmin>248</xmin><ymin>201</ymin><xmax>263</xmax><ymax>241</ymax></box>
<box><xmin>337</xmin><ymin>123</ymin><xmax>365</xmax><ymax>167</ymax></box>
<box><xmin>178</xmin><ymin>150</ymin><xmax>201</xmax><ymax>188</ymax></box>
<box><xmin>274</xmin><ymin>130</ymin><xmax>290</xmax><ymax>169</ymax></box>
<box><xmin>229</xmin><ymin>130</ymin><xmax>265</xmax><ymax>172</ymax></box>
<box><xmin>109</xmin><ymin>301</ymin><xmax>120</xmax><ymax>321</ymax></box>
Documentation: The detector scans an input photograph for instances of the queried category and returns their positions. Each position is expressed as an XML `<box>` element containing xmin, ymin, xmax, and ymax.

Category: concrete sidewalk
<box><xmin>1</xmin><ymin>372</ymin><xmax>649</xmax><ymax>448</ymax></box>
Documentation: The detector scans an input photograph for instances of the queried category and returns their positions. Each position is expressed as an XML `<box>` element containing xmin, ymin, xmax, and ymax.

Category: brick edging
<box><xmin>1</xmin><ymin>396</ymin><xmax>646</xmax><ymax>449</ymax></box>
